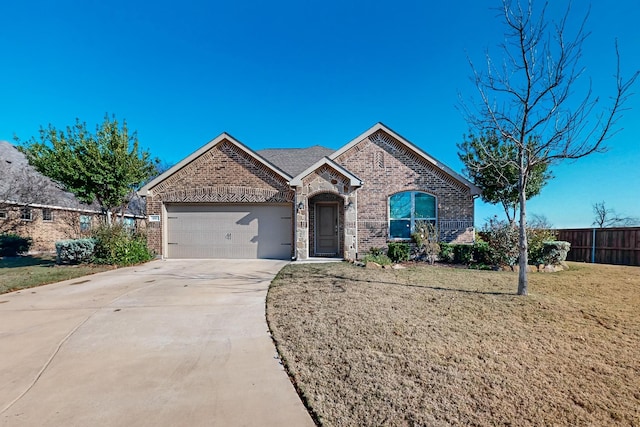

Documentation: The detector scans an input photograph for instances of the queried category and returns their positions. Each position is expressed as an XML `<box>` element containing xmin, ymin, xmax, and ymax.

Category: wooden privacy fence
<box><xmin>556</xmin><ymin>227</ymin><xmax>640</xmax><ymax>267</ymax></box>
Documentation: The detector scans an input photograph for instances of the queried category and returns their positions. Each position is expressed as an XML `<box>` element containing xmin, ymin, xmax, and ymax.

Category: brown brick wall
<box><xmin>335</xmin><ymin>130</ymin><xmax>475</xmax><ymax>256</ymax></box>
<box><xmin>0</xmin><ymin>206</ymin><xmax>100</xmax><ymax>252</ymax></box>
<box><xmin>145</xmin><ymin>139</ymin><xmax>293</xmax><ymax>256</ymax></box>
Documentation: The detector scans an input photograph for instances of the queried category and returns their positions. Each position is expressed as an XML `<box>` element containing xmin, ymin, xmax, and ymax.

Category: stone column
<box><xmin>295</xmin><ymin>188</ymin><xmax>308</xmax><ymax>260</ymax></box>
<box><xmin>343</xmin><ymin>190</ymin><xmax>358</xmax><ymax>260</ymax></box>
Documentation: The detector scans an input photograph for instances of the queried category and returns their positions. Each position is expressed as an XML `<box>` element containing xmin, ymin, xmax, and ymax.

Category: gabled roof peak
<box><xmin>138</xmin><ymin>133</ymin><xmax>292</xmax><ymax>196</ymax></box>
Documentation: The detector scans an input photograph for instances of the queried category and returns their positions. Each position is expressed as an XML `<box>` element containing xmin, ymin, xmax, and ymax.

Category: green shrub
<box><xmin>0</xmin><ymin>234</ymin><xmax>32</xmax><ymax>257</ymax></box>
<box><xmin>452</xmin><ymin>244</ymin><xmax>474</xmax><ymax>264</ymax></box>
<box><xmin>92</xmin><ymin>224</ymin><xmax>154</xmax><ymax>266</ymax></box>
<box><xmin>439</xmin><ymin>242</ymin><xmax>454</xmax><ymax>263</ymax></box>
<box><xmin>473</xmin><ymin>241</ymin><xmax>492</xmax><ymax>265</ymax></box>
<box><xmin>56</xmin><ymin>239</ymin><xmax>96</xmax><ymax>264</ymax></box>
<box><xmin>541</xmin><ymin>241</ymin><xmax>571</xmax><ymax>265</ymax></box>
<box><xmin>527</xmin><ymin>228</ymin><xmax>558</xmax><ymax>265</ymax></box>
<box><xmin>387</xmin><ymin>242</ymin><xmax>410</xmax><ymax>263</ymax></box>
<box><xmin>481</xmin><ymin>219</ymin><xmax>519</xmax><ymax>267</ymax></box>
<box><xmin>368</xmin><ymin>247</ymin><xmax>385</xmax><ymax>257</ymax></box>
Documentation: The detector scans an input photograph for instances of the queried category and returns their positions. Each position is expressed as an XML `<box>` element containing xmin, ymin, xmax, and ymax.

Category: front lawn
<box><xmin>0</xmin><ymin>255</ymin><xmax>112</xmax><ymax>294</ymax></box>
<box><xmin>267</xmin><ymin>262</ymin><xmax>640</xmax><ymax>426</ymax></box>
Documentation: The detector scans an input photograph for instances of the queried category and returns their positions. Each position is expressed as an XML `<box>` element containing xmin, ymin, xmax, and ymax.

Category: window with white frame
<box><xmin>80</xmin><ymin>215</ymin><xmax>92</xmax><ymax>231</ymax></box>
<box><xmin>21</xmin><ymin>207</ymin><xmax>32</xmax><ymax>221</ymax></box>
<box><xmin>388</xmin><ymin>191</ymin><xmax>436</xmax><ymax>239</ymax></box>
<box><xmin>42</xmin><ymin>208</ymin><xmax>53</xmax><ymax>222</ymax></box>
<box><xmin>0</xmin><ymin>210</ymin><xmax>7</xmax><ymax>220</ymax></box>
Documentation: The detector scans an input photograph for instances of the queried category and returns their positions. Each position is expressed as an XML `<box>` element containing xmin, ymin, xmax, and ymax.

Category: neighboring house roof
<box><xmin>0</xmin><ymin>141</ymin><xmax>145</xmax><ymax>216</ymax></box>
<box><xmin>0</xmin><ymin>141</ymin><xmax>97</xmax><ymax>211</ymax></box>
<box><xmin>257</xmin><ymin>145</ymin><xmax>334</xmax><ymax>177</ymax></box>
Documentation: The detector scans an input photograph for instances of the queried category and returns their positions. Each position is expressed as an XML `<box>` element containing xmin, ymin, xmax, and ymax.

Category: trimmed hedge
<box><xmin>0</xmin><ymin>234</ymin><xmax>32</xmax><ymax>257</ymax></box>
<box><xmin>56</xmin><ymin>239</ymin><xmax>96</xmax><ymax>264</ymax></box>
<box><xmin>439</xmin><ymin>242</ymin><xmax>454</xmax><ymax>263</ymax></box>
<box><xmin>387</xmin><ymin>242</ymin><xmax>410</xmax><ymax>263</ymax></box>
<box><xmin>542</xmin><ymin>241</ymin><xmax>571</xmax><ymax>265</ymax></box>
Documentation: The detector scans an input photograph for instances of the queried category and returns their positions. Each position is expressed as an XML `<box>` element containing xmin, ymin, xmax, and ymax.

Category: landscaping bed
<box><xmin>267</xmin><ymin>262</ymin><xmax>640</xmax><ymax>426</ymax></box>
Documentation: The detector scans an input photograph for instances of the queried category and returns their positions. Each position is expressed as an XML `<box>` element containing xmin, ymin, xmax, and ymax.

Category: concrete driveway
<box><xmin>0</xmin><ymin>259</ymin><xmax>315</xmax><ymax>427</ymax></box>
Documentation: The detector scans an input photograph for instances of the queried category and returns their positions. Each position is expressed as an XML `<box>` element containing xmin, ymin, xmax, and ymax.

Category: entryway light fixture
<box><xmin>297</xmin><ymin>201</ymin><xmax>304</xmax><ymax>211</ymax></box>
<box><xmin>345</xmin><ymin>201</ymin><xmax>353</xmax><ymax>210</ymax></box>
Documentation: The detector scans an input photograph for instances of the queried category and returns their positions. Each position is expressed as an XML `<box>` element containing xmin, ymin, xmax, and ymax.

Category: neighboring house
<box><xmin>0</xmin><ymin>141</ymin><xmax>144</xmax><ymax>252</ymax></box>
<box><xmin>139</xmin><ymin>123</ymin><xmax>481</xmax><ymax>260</ymax></box>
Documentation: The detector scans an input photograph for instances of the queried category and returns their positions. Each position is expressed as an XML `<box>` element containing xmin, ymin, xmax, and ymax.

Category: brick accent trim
<box><xmin>160</xmin><ymin>186</ymin><xmax>294</xmax><ymax>203</ymax></box>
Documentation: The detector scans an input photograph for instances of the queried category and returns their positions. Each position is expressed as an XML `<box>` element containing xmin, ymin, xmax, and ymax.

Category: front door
<box><xmin>316</xmin><ymin>203</ymin><xmax>339</xmax><ymax>255</ymax></box>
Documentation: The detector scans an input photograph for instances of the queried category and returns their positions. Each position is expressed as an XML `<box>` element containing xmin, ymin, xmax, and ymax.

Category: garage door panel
<box><xmin>166</xmin><ymin>204</ymin><xmax>292</xmax><ymax>259</ymax></box>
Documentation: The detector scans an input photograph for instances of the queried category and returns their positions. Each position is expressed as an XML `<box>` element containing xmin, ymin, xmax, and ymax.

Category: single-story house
<box><xmin>138</xmin><ymin>123</ymin><xmax>481</xmax><ymax>260</ymax></box>
<box><xmin>0</xmin><ymin>141</ymin><xmax>145</xmax><ymax>252</ymax></box>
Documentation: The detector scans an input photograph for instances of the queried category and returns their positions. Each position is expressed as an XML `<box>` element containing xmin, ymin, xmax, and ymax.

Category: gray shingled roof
<box><xmin>0</xmin><ymin>141</ymin><xmax>144</xmax><ymax>215</ymax></box>
<box><xmin>0</xmin><ymin>141</ymin><xmax>95</xmax><ymax>210</ymax></box>
<box><xmin>257</xmin><ymin>145</ymin><xmax>335</xmax><ymax>177</ymax></box>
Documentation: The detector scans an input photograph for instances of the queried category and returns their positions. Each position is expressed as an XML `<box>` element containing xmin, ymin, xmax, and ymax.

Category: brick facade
<box><xmin>0</xmin><ymin>206</ymin><xmax>101</xmax><ymax>252</ymax></box>
<box><xmin>141</xmin><ymin>125</ymin><xmax>477</xmax><ymax>260</ymax></box>
<box><xmin>144</xmin><ymin>138</ymin><xmax>294</xmax><ymax>256</ymax></box>
<box><xmin>333</xmin><ymin>130</ymin><xmax>475</xmax><ymax>255</ymax></box>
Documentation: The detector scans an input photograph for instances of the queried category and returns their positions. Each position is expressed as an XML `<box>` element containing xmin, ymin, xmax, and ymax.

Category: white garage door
<box><xmin>166</xmin><ymin>204</ymin><xmax>293</xmax><ymax>259</ymax></box>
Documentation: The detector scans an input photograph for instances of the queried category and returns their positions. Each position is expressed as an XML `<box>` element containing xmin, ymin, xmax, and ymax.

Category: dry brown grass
<box><xmin>266</xmin><ymin>262</ymin><xmax>640</xmax><ymax>427</ymax></box>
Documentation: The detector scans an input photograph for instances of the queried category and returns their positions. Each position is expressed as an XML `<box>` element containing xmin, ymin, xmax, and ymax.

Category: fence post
<box><xmin>591</xmin><ymin>228</ymin><xmax>596</xmax><ymax>263</ymax></box>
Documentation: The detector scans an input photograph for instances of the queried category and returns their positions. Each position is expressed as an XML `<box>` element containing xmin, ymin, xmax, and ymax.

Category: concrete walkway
<box><xmin>0</xmin><ymin>259</ymin><xmax>315</xmax><ymax>427</ymax></box>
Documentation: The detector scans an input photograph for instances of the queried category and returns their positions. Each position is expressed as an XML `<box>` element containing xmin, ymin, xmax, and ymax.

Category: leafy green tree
<box><xmin>458</xmin><ymin>131</ymin><xmax>552</xmax><ymax>223</ymax></box>
<box><xmin>17</xmin><ymin>115</ymin><xmax>158</xmax><ymax>222</ymax></box>
<box><xmin>460</xmin><ymin>0</ymin><xmax>638</xmax><ymax>295</ymax></box>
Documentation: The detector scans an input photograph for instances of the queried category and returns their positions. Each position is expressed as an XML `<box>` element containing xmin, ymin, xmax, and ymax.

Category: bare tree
<box><xmin>528</xmin><ymin>213</ymin><xmax>553</xmax><ymax>230</ymax></box>
<box><xmin>592</xmin><ymin>201</ymin><xmax>640</xmax><ymax>228</ymax></box>
<box><xmin>460</xmin><ymin>0</ymin><xmax>638</xmax><ymax>295</ymax></box>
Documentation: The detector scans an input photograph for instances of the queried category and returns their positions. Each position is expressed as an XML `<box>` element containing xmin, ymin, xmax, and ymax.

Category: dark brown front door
<box><xmin>316</xmin><ymin>203</ymin><xmax>339</xmax><ymax>255</ymax></box>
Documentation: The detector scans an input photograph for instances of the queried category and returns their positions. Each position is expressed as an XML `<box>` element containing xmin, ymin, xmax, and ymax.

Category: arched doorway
<box><xmin>309</xmin><ymin>192</ymin><xmax>344</xmax><ymax>257</ymax></box>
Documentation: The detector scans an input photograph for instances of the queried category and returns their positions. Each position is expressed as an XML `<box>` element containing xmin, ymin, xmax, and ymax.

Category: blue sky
<box><xmin>1</xmin><ymin>0</ymin><xmax>638</xmax><ymax>228</ymax></box>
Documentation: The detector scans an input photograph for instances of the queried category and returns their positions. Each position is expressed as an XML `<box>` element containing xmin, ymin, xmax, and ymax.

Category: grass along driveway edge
<box><xmin>0</xmin><ymin>255</ymin><xmax>113</xmax><ymax>294</ymax></box>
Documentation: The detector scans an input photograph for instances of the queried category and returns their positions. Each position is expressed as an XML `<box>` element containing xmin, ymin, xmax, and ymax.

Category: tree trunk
<box><xmin>517</xmin><ymin>161</ymin><xmax>528</xmax><ymax>296</ymax></box>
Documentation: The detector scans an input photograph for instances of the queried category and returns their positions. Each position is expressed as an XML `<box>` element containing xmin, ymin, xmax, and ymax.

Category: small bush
<box><xmin>481</xmin><ymin>219</ymin><xmax>519</xmax><ymax>267</ymax></box>
<box><xmin>362</xmin><ymin>253</ymin><xmax>392</xmax><ymax>266</ymax></box>
<box><xmin>56</xmin><ymin>239</ymin><xmax>96</xmax><ymax>264</ymax></box>
<box><xmin>412</xmin><ymin>221</ymin><xmax>440</xmax><ymax>264</ymax></box>
<box><xmin>387</xmin><ymin>242</ymin><xmax>410</xmax><ymax>263</ymax></box>
<box><xmin>0</xmin><ymin>234</ymin><xmax>32</xmax><ymax>257</ymax></box>
<box><xmin>439</xmin><ymin>242</ymin><xmax>454</xmax><ymax>263</ymax></box>
<box><xmin>473</xmin><ymin>241</ymin><xmax>492</xmax><ymax>265</ymax></box>
<box><xmin>368</xmin><ymin>247</ymin><xmax>385</xmax><ymax>257</ymax></box>
<box><xmin>542</xmin><ymin>241</ymin><xmax>571</xmax><ymax>265</ymax></box>
<box><xmin>453</xmin><ymin>244</ymin><xmax>474</xmax><ymax>265</ymax></box>
<box><xmin>528</xmin><ymin>228</ymin><xmax>558</xmax><ymax>265</ymax></box>
<box><xmin>92</xmin><ymin>224</ymin><xmax>154</xmax><ymax>266</ymax></box>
